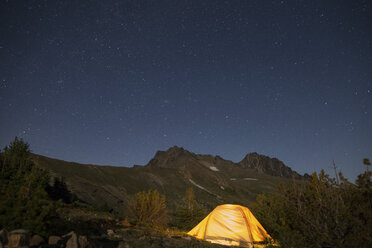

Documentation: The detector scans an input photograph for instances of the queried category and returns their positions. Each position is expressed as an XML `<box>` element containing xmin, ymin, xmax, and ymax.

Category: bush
<box><xmin>174</xmin><ymin>187</ymin><xmax>206</xmax><ymax>230</ymax></box>
<box><xmin>127</xmin><ymin>189</ymin><xmax>168</xmax><ymax>228</ymax></box>
<box><xmin>252</xmin><ymin>168</ymin><xmax>372</xmax><ymax>248</ymax></box>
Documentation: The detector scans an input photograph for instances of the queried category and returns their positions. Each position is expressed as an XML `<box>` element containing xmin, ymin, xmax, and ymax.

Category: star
<box><xmin>0</xmin><ymin>0</ymin><xmax>370</xmax><ymax>181</ymax></box>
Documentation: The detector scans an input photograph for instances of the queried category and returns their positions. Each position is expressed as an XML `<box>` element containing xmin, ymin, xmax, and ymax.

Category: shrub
<box><xmin>127</xmin><ymin>189</ymin><xmax>168</xmax><ymax>228</ymax></box>
<box><xmin>252</xmin><ymin>168</ymin><xmax>372</xmax><ymax>248</ymax></box>
<box><xmin>174</xmin><ymin>187</ymin><xmax>206</xmax><ymax>230</ymax></box>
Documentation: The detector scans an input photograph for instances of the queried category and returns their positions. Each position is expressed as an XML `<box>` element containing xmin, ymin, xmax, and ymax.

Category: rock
<box><xmin>106</xmin><ymin>230</ymin><xmax>121</xmax><ymax>239</ymax></box>
<box><xmin>117</xmin><ymin>241</ymin><xmax>131</xmax><ymax>248</ymax></box>
<box><xmin>8</xmin><ymin>229</ymin><xmax>30</xmax><ymax>248</ymax></box>
<box><xmin>78</xmin><ymin>236</ymin><xmax>88</xmax><ymax>248</ymax></box>
<box><xmin>107</xmin><ymin>229</ymin><xmax>115</xmax><ymax>237</ymax></box>
<box><xmin>30</xmin><ymin>235</ymin><xmax>45</xmax><ymax>247</ymax></box>
<box><xmin>0</xmin><ymin>229</ymin><xmax>8</xmax><ymax>244</ymax></box>
<box><xmin>48</xmin><ymin>236</ymin><xmax>61</xmax><ymax>245</ymax></box>
<box><xmin>62</xmin><ymin>231</ymin><xmax>76</xmax><ymax>238</ymax></box>
<box><xmin>78</xmin><ymin>235</ymin><xmax>94</xmax><ymax>248</ymax></box>
<box><xmin>239</xmin><ymin>152</ymin><xmax>303</xmax><ymax>179</ymax></box>
<box><xmin>65</xmin><ymin>232</ymin><xmax>78</xmax><ymax>248</ymax></box>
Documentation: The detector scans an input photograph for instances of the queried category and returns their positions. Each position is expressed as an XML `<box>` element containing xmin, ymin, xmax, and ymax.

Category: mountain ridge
<box><xmin>148</xmin><ymin>146</ymin><xmax>304</xmax><ymax>179</ymax></box>
<box><xmin>32</xmin><ymin>146</ymin><xmax>307</xmax><ymax>213</ymax></box>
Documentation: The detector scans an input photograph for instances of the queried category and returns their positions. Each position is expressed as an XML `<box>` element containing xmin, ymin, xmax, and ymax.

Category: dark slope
<box><xmin>32</xmin><ymin>146</ymin><xmax>305</xmax><ymax>212</ymax></box>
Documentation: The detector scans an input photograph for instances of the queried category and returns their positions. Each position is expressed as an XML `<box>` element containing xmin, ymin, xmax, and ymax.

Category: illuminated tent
<box><xmin>187</xmin><ymin>204</ymin><xmax>271</xmax><ymax>247</ymax></box>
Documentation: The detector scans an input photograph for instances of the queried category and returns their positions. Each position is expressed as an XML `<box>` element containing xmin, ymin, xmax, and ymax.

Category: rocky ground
<box><xmin>0</xmin><ymin>228</ymin><xmax>226</xmax><ymax>248</ymax></box>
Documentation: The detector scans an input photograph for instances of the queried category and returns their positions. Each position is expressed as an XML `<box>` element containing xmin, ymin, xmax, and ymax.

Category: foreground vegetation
<box><xmin>0</xmin><ymin>138</ymin><xmax>223</xmax><ymax>247</ymax></box>
<box><xmin>252</xmin><ymin>164</ymin><xmax>372</xmax><ymax>248</ymax></box>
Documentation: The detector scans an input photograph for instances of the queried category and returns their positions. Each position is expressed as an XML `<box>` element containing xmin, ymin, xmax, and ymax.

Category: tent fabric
<box><xmin>187</xmin><ymin>204</ymin><xmax>271</xmax><ymax>247</ymax></box>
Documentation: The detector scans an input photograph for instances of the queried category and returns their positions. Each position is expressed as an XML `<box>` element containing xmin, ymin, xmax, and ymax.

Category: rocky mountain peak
<box><xmin>147</xmin><ymin>146</ymin><xmax>195</xmax><ymax>168</ymax></box>
<box><xmin>147</xmin><ymin>146</ymin><xmax>305</xmax><ymax>179</ymax></box>
<box><xmin>239</xmin><ymin>152</ymin><xmax>302</xmax><ymax>179</ymax></box>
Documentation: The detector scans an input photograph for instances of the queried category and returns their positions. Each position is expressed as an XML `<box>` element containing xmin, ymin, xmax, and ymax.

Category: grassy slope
<box><xmin>32</xmin><ymin>152</ymin><xmax>294</xmax><ymax>213</ymax></box>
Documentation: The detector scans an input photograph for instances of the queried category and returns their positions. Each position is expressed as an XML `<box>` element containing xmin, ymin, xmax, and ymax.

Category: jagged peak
<box><xmin>147</xmin><ymin>147</ymin><xmax>304</xmax><ymax>179</ymax></box>
<box><xmin>239</xmin><ymin>152</ymin><xmax>302</xmax><ymax>179</ymax></box>
<box><xmin>147</xmin><ymin>146</ymin><xmax>195</xmax><ymax>167</ymax></box>
<box><xmin>161</xmin><ymin>145</ymin><xmax>192</xmax><ymax>157</ymax></box>
<box><xmin>167</xmin><ymin>145</ymin><xmax>186</xmax><ymax>152</ymax></box>
<box><xmin>152</xmin><ymin>146</ymin><xmax>182</xmax><ymax>157</ymax></box>
<box><xmin>241</xmin><ymin>152</ymin><xmax>266</xmax><ymax>160</ymax></box>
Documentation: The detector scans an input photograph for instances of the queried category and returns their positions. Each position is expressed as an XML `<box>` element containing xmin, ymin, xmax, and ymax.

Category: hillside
<box><xmin>32</xmin><ymin>146</ymin><xmax>306</xmax><ymax>213</ymax></box>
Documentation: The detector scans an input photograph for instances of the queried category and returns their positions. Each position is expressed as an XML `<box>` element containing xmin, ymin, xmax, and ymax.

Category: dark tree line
<box><xmin>0</xmin><ymin>137</ymin><xmax>75</xmax><ymax>236</ymax></box>
<box><xmin>46</xmin><ymin>177</ymin><xmax>75</xmax><ymax>203</ymax></box>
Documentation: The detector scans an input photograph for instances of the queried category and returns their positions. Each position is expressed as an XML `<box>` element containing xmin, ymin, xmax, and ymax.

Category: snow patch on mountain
<box><xmin>189</xmin><ymin>179</ymin><xmax>220</xmax><ymax>198</ymax></box>
<box><xmin>244</xmin><ymin>178</ymin><xmax>258</xmax><ymax>181</ymax></box>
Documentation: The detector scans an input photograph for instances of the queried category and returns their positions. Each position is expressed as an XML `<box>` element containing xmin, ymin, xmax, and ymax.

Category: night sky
<box><xmin>1</xmin><ymin>0</ymin><xmax>371</xmax><ymax>180</ymax></box>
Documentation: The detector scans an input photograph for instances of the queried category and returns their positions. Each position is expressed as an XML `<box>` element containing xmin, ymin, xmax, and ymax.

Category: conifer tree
<box><xmin>175</xmin><ymin>187</ymin><xmax>206</xmax><ymax>230</ymax></box>
<box><xmin>0</xmin><ymin>137</ymin><xmax>58</xmax><ymax>236</ymax></box>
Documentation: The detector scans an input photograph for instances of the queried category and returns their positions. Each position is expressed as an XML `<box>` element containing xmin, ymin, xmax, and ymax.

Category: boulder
<box><xmin>62</xmin><ymin>232</ymin><xmax>75</xmax><ymax>238</ymax></box>
<box><xmin>107</xmin><ymin>229</ymin><xmax>115</xmax><ymax>237</ymax></box>
<box><xmin>117</xmin><ymin>241</ymin><xmax>131</xmax><ymax>248</ymax></box>
<box><xmin>0</xmin><ymin>229</ymin><xmax>8</xmax><ymax>244</ymax></box>
<box><xmin>64</xmin><ymin>232</ymin><xmax>78</xmax><ymax>248</ymax></box>
<box><xmin>8</xmin><ymin>229</ymin><xmax>30</xmax><ymax>248</ymax></box>
<box><xmin>48</xmin><ymin>236</ymin><xmax>61</xmax><ymax>245</ymax></box>
<box><xmin>78</xmin><ymin>236</ymin><xmax>88</xmax><ymax>248</ymax></box>
<box><xmin>30</xmin><ymin>235</ymin><xmax>45</xmax><ymax>247</ymax></box>
<box><xmin>78</xmin><ymin>235</ymin><xmax>95</xmax><ymax>248</ymax></box>
<box><xmin>106</xmin><ymin>230</ymin><xmax>121</xmax><ymax>239</ymax></box>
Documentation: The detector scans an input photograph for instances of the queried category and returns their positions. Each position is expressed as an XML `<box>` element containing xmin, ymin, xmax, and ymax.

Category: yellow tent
<box><xmin>187</xmin><ymin>204</ymin><xmax>271</xmax><ymax>247</ymax></box>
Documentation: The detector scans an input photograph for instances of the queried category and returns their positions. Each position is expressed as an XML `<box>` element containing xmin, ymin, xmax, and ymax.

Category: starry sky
<box><xmin>0</xmin><ymin>0</ymin><xmax>371</xmax><ymax>180</ymax></box>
